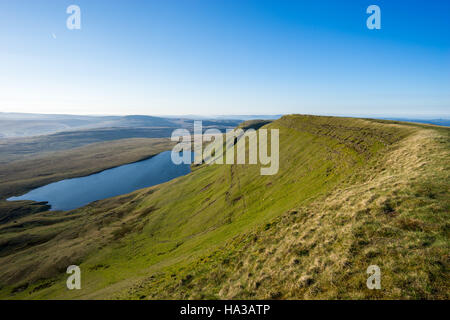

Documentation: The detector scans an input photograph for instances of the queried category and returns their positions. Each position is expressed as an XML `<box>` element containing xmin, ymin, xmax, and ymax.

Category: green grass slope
<box><xmin>0</xmin><ymin>115</ymin><xmax>448</xmax><ymax>299</ymax></box>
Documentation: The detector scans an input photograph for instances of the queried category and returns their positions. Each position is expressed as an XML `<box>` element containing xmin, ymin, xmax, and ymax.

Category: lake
<box><xmin>7</xmin><ymin>151</ymin><xmax>194</xmax><ymax>211</ymax></box>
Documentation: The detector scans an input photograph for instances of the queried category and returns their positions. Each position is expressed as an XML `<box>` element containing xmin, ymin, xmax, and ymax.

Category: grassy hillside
<box><xmin>0</xmin><ymin>115</ymin><xmax>448</xmax><ymax>299</ymax></box>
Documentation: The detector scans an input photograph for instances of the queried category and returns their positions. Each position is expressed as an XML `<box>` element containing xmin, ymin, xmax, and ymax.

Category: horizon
<box><xmin>1</xmin><ymin>111</ymin><xmax>449</xmax><ymax>120</ymax></box>
<box><xmin>1</xmin><ymin>0</ymin><xmax>449</xmax><ymax>116</ymax></box>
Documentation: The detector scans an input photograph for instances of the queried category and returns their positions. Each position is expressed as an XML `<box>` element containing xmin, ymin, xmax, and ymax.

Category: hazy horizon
<box><xmin>1</xmin><ymin>111</ymin><xmax>449</xmax><ymax>120</ymax></box>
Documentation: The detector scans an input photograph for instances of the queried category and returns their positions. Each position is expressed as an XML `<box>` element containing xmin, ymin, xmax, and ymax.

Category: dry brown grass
<box><xmin>217</xmin><ymin>129</ymin><xmax>449</xmax><ymax>299</ymax></box>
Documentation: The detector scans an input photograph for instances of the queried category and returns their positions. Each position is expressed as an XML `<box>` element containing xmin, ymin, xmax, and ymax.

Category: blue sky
<box><xmin>0</xmin><ymin>0</ymin><xmax>449</xmax><ymax>116</ymax></box>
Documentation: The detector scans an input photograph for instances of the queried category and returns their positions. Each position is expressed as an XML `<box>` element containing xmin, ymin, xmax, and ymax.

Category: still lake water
<box><xmin>7</xmin><ymin>151</ymin><xmax>193</xmax><ymax>211</ymax></box>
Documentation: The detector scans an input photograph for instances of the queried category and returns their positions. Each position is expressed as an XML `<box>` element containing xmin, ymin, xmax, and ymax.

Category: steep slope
<box><xmin>0</xmin><ymin>115</ymin><xmax>448</xmax><ymax>299</ymax></box>
<box><xmin>135</xmin><ymin>124</ymin><xmax>449</xmax><ymax>299</ymax></box>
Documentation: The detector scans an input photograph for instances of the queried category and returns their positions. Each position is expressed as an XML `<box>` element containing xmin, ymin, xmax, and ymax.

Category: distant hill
<box><xmin>0</xmin><ymin>114</ymin><xmax>243</xmax><ymax>163</ymax></box>
<box><xmin>0</xmin><ymin>113</ymin><xmax>243</xmax><ymax>138</ymax></box>
<box><xmin>379</xmin><ymin>117</ymin><xmax>450</xmax><ymax>127</ymax></box>
<box><xmin>163</xmin><ymin>114</ymin><xmax>283</xmax><ymax>121</ymax></box>
<box><xmin>114</xmin><ymin>115</ymin><xmax>178</xmax><ymax>127</ymax></box>
<box><xmin>0</xmin><ymin>115</ymin><xmax>448</xmax><ymax>299</ymax></box>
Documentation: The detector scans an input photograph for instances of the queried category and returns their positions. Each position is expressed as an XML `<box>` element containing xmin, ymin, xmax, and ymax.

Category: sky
<box><xmin>0</xmin><ymin>0</ymin><xmax>449</xmax><ymax>116</ymax></box>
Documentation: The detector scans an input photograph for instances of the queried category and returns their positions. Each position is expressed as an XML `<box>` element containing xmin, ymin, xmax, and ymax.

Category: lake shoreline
<box><xmin>7</xmin><ymin>151</ymin><xmax>194</xmax><ymax>211</ymax></box>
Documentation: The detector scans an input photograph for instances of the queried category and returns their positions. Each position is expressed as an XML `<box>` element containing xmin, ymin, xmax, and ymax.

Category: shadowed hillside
<box><xmin>0</xmin><ymin>115</ymin><xmax>448</xmax><ymax>299</ymax></box>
